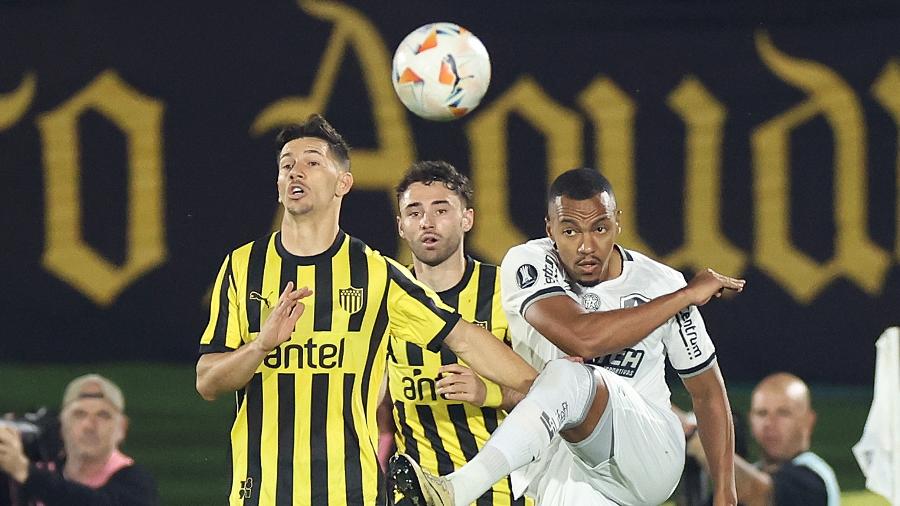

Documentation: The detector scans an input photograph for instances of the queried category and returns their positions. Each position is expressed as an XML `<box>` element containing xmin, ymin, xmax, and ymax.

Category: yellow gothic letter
<box><xmin>665</xmin><ymin>76</ymin><xmax>746</xmax><ymax>274</ymax></box>
<box><xmin>253</xmin><ymin>1</ymin><xmax>415</xmax><ymax>259</ymax></box>
<box><xmin>578</xmin><ymin>77</ymin><xmax>654</xmax><ymax>255</ymax></box>
<box><xmin>39</xmin><ymin>70</ymin><xmax>166</xmax><ymax>306</ymax></box>
<box><xmin>871</xmin><ymin>60</ymin><xmax>900</xmax><ymax>259</ymax></box>
<box><xmin>752</xmin><ymin>32</ymin><xmax>890</xmax><ymax>302</ymax></box>
<box><xmin>467</xmin><ymin>76</ymin><xmax>583</xmax><ymax>261</ymax></box>
<box><xmin>0</xmin><ymin>72</ymin><xmax>36</xmax><ymax>130</ymax></box>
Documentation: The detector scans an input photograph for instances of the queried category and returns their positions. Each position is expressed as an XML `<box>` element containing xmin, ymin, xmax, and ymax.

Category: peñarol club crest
<box><xmin>339</xmin><ymin>286</ymin><xmax>364</xmax><ymax>315</ymax></box>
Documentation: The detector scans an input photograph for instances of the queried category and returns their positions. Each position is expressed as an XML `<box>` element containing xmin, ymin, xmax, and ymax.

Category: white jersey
<box><xmin>500</xmin><ymin>237</ymin><xmax>717</xmax><ymax>410</ymax></box>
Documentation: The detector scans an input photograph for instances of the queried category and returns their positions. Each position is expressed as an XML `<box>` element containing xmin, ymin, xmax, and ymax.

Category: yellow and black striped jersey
<box><xmin>199</xmin><ymin>230</ymin><xmax>460</xmax><ymax>506</ymax></box>
<box><xmin>387</xmin><ymin>257</ymin><xmax>529</xmax><ymax>506</ymax></box>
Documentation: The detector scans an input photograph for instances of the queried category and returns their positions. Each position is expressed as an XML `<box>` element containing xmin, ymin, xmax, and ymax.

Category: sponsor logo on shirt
<box><xmin>516</xmin><ymin>264</ymin><xmax>538</xmax><ymax>289</ymax></box>
<box><xmin>543</xmin><ymin>255</ymin><xmax>559</xmax><ymax>283</ymax></box>
<box><xmin>677</xmin><ymin>309</ymin><xmax>702</xmax><ymax>359</ymax></box>
<box><xmin>400</xmin><ymin>368</ymin><xmax>441</xmax><ymax>402</ymax></box>
<box><xmin>589</xmin><ymin>348</ymin><xmax>645</xmax><ymax>378</ymax></box>
<box><xmin>263</xmin><ymin>338</ymin><xmax>346</xmax><ymax>369</ymax></box>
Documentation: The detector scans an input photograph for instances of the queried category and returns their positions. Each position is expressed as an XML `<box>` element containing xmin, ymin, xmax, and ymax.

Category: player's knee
<box><xmin>537</xmin><ymin>359</ymin><xmax>597</xmax><ymax>426</ymax></box>
<box><xmin>540</xmin><ymin>358</ymin><xmax>585</xmax><ymax>383</ymax></box>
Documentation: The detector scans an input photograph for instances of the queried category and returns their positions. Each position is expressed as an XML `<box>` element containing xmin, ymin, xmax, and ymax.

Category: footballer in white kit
<box><xmin>502</xmin><ymin>238</ymin><xmax>717</xmax><ymax>504</ymax></box>
<box><xmin>389</xmin><ymin>168</ymin><xmax>743</xmax><ymax>506</ymax></box>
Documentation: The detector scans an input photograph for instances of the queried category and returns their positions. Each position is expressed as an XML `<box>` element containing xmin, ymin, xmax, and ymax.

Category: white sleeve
<box><xmin>664</xmin><ymin>303</ymin><xmax>717</xmax><ymax>378</ymax></box>
<box><xmin>500</xmin><ymin>244</ymin><xmax>569</xmax><ymax>317</ymax></box>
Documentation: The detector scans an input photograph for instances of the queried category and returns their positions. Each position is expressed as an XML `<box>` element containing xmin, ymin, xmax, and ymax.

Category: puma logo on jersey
<box><xmin>249</xmin><ymin>291</ymin><xmax>271</xmax><ymax>308</ymax></box>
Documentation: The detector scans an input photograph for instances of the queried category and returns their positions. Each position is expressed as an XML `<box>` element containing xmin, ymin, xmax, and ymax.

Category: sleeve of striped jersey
<box><xmin>663</xmin><ymin>275</ymin><xmax>717</xmax><ymax>377</ymax></box>
<box><xmin>385</xmin><ymin>259</ymin><xmax>461</xmax><ymax>353</ymax></box>
<box><xmin>199</xmin><ymin>255</ymin><xmax>244</xmax><ymax>354</ymax></box>
<box><xmin>500</xmin><ymin>244</ymin><xmax>568</xmax><ymax>317</ymax></box>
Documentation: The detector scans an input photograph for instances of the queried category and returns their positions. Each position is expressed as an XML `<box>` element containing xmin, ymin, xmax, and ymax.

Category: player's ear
<box><xmin>462</xmin><ymin>208</ymin><xmax>474</xmax><ymax>232</ymax></box>
<box><xmin>335</xmin><ymin>170</ymin><xmax>354</xmax><ymax>197</ymax></box>
<box><xmin>397</xmin><ymin>215</ymin><xmax>405</xmax><ymax>239</ymax></box>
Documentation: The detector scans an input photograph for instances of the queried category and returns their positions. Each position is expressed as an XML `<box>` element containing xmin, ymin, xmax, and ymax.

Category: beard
<box><xmin>411</xmin><ymin>234</ymin><xmax>462</xmax><ymax>267</ymax></box>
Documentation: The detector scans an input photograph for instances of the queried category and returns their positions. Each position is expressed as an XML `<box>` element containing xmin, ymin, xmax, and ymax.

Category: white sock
<box><xmin>447</xmin><ymin>359</ymin><xmax>597</xmax><ymax>505</ymax></box>
<box><xmin>447</xmin><ymin>446</ymin><xmax>512</xmax><ymax>506</ymax></box>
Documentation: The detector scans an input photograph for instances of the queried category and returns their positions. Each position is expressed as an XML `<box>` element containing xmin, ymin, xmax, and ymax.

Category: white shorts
<box><xmin>518</xmin><ymin>367</ymin><xmax>686</xmax><ymax>505</ymax></box>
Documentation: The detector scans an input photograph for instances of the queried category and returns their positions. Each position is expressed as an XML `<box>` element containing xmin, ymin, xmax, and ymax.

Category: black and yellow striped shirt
<box><xmin>387</xmin><ymin>257</ymin><xmax>528</xmax><ymax>506</ymax></box>
<box><xmin>199</xmin><ymin>230</ymin><xmax>460</xmax><ymax>506</ymax></box>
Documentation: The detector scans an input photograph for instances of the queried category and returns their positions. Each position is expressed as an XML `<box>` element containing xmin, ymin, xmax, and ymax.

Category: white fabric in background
<box><xmin>853</xmin><ymin>327</ymin><xmax>900</xmax><ymax>505</ymax></box>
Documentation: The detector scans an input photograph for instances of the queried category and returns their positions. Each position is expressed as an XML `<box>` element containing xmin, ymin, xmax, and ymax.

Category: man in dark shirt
<box><xmin>686</xmin><ymin>372</ymin><xmax>840</xmax><ymax>505</ymax></box>
<box><xmin>0</xmin><ymin>374</ymin><xmax>158</xmax><ymax>505</ymax></box>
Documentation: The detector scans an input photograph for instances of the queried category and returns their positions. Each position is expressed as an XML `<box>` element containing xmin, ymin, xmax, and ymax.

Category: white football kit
<box><xmin>500</xmin><ymin>238</ymin><xmax>719</xmax><ymax>505</ymax></box>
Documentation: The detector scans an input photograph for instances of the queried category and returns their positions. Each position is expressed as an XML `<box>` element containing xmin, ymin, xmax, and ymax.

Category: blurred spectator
<box><xmin>0</xmin><ymin>374</ymin><xmax>158</xmax><ymax>505</ymax></box>
<box><xmin>685</xmin><ymin>372</ymin><xmax>840</xmax><ymax>506</ymax></box>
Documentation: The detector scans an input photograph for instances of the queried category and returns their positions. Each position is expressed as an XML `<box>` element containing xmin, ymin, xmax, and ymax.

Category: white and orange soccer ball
<box><xmin>391</xmin><ymin>22</ymin><xmax>491</xmax><ymax>121</ymax></box>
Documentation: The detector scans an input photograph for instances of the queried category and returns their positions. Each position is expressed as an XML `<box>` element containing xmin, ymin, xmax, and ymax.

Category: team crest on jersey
<box><xmin>580</xmin><ymin>292</ymin><xmax>602</xmax><ymax>311</ymax></box>
<box><xmin>339</xmin><ymin>287</ymin><xmax>364</xmax><ymax>314</ymax></box>
<box><xmin>516</xmin><ymin>264</ymin><xmax>538</xmax><ymax>288</ymax></box>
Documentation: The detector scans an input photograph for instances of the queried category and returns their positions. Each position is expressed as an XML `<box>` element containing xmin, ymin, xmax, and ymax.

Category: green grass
<box><xmin>0</xmin><ymin>364</ymin><xmax>887</xmax><ymax>505</ymax></box>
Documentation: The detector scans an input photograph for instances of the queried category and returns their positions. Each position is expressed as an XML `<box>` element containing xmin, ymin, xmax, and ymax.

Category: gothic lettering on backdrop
<box><xmin>38</xmin><ymin>71</ymin><xmax>166</xmax><ymax>306</ymax></box>
<box><xmin>2</xmin><ymin>1</ymin><xmax>897</xmax><ymax>308</ymax></box>
<box><xmin>752</xmin><ymin>32</ymin><xmax>892</xmax><ymax>303</ymax></box>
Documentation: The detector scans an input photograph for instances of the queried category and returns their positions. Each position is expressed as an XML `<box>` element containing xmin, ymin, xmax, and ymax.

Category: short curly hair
<box><xmin>395</xmin><ymin>160</ymin><xmax>473</xmax><ymax>207</ymax></box>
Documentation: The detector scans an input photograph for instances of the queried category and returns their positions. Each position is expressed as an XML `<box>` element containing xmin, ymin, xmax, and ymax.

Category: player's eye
<box><xmin>281</xmin><ymin>163</ymin><xmax>293</xmax><ymax>171</ymax></box>
<box><xmin>563</xmin><ymin>229</ymin><xmax>576</xmax><ymax>236</ymax></box>
<box><xmin>597</xmin><ymin>226</ymin><xmax>607</xmax><ymax>233</ymax></box>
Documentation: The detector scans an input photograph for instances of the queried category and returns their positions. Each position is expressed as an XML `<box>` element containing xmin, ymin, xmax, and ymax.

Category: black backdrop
<box><xmin>1</xmin><ymin>0</ymin><xmax>897</xmax><ymax>384</ymax></box>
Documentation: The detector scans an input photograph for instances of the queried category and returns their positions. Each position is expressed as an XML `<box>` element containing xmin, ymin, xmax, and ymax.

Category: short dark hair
<box><xmin>547</xmin><ymin>168</ymin><xmax>615</xmax><ymax>205</ymax></box>
<box><xmin>395</xmin><ymin>160</ymin><xmax>474</xmax><ymax>207</ymax></box>
<box><xmin>275</xmin><ymin>114</ymin><xmax>351</xmax><ymax>171</ymax></box>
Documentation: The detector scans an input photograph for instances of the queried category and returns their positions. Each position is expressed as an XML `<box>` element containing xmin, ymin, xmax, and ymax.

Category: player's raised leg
<box><xmin>391</xmin><ymin>358</ymin><xmax>607</xmax><ymax>506</ymax></box>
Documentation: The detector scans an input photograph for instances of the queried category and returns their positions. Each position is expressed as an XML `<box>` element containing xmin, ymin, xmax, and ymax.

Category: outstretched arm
<box><xmin>525</xmin><ymin>269</ymin><xmax>744</xmax><ymax>358</ymax></box>
<box><xmin>443</xmin><ymin>320</ymin><xmax>537</xmax><ymax>395</ymax></box>
<box><xmin>196</xmin><ymin>283</ymin><xmax>311</xmax><ymax>400</ymax></box>
<box><xmin>683</xmin><ymin>364</ymin><xmax>737</xmax><ymax>506</ymax></box>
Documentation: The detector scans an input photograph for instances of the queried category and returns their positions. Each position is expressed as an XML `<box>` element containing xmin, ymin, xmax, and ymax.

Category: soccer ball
<box><xmin>391</xmin><ymin>22</ymin><xmax>491</xmax><ymax>121</ymax></box>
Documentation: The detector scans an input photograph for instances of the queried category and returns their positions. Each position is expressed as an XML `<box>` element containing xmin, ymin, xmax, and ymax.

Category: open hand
<box><xmin>684</xmin><ymin>268</ymin><xmax>745</xmax><ymax>306</ymax></box>
<box><xmin>255</xmin><ymin>282</ymin><xmax>313</xmax><ymax>353</ymax></box>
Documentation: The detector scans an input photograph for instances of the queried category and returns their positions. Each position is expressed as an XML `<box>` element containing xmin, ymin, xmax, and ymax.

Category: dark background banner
<box><xmin>1</xmin><ymin>1</ymin><xmax>897</xmax><ymax>384</ymax></box>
